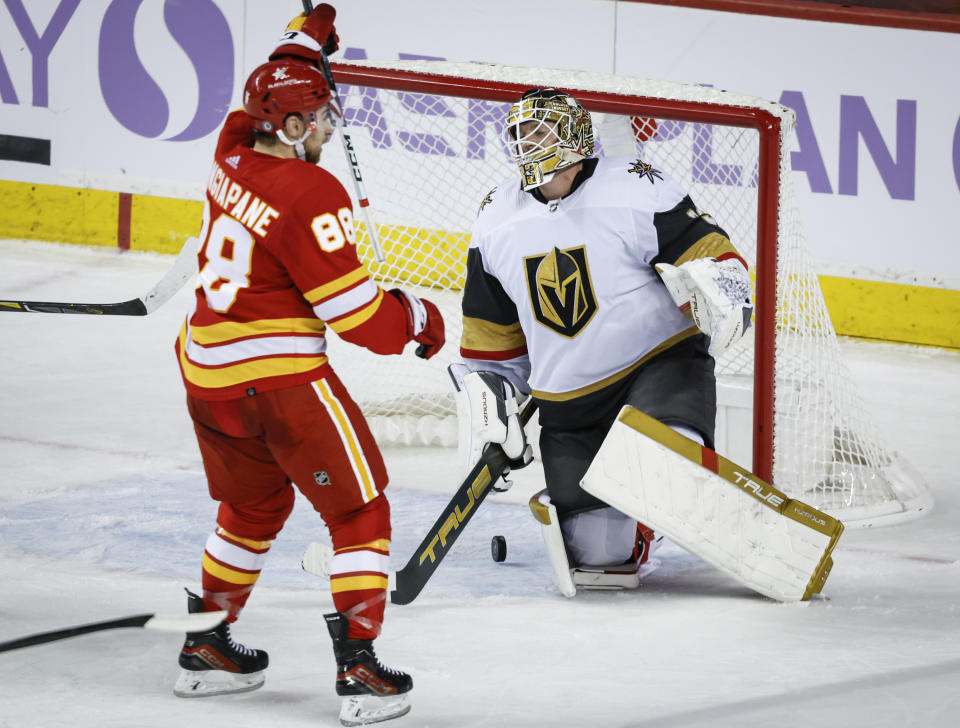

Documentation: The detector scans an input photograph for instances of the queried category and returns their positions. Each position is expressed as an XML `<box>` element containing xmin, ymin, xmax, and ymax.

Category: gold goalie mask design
<box><xmin>502</xmin><ymin>88</ymin><xmax>595</xmax><ymax>191</ymax></box>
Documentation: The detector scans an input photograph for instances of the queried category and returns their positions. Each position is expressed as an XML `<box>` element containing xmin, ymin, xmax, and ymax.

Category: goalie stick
<box><xmin>300</xmin><ymin>0</ymin><xmax>385</xmax><ymax>262</ymax></box>
<box><xmin>0</xmin><ymin>608</ymin><xmax>227</xmax><ymax>653</ymax></box>
<box><xmin>303</xmin><ymin>399</ymin><xmax>538</xmax><ymax>605</ymax></box>
<box><xmin>0</xmin><ymin>236</ymin><xmax>199</xmax><ymax>316</ymax></box>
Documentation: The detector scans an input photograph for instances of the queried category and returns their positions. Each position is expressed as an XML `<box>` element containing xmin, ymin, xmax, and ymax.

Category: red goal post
<box><xmin>319</xmin><ymin>59</ymin><xmax>932</xmax><ymax>527</ymax></box>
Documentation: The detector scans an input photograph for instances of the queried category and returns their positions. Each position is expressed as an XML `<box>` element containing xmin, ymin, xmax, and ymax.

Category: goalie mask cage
<box><xmin>320</xmin><ymin>59</ymin><xmax>932</xmax><ymax>527</ymax></box>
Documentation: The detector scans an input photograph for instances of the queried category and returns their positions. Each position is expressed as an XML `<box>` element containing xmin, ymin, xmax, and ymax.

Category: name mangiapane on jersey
<box><xmin>206</xmin><ymin>161</ymin><xmax>280</xmax><ymax>238</ymax></box>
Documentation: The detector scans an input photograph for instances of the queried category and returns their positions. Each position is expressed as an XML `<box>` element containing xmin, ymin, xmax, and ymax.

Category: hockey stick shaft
<box><xmin>0</xmin><ymin>609</ymin><xmax>226</xmax><ymax>653</ymax></box>
<box><xmin>389</xmin><ymin>399</ymin><xmax>538</xmax><ymax>605</ymax></box>
<box><xmin>0</xmin><ymin>236</ymin><xmax>198</xmax><ymax>316</ymax></box>
<box><xmin>300</xmin><ymin>0</ymin><xmax>385</xmax><ymax>262</ymax></box>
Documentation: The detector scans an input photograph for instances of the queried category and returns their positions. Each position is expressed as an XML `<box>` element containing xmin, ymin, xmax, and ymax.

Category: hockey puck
<box><xmin>491</xmin><ymin>535</ymin><xmax>507</xmax><ymax>562</ymax></box>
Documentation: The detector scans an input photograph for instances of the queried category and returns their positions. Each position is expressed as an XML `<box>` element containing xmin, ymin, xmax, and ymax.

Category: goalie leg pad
<box><xmin>529</xmin><ymin>490</ymin><xmax>577</xmax><ymax>598</ymax></box>
<box><xmin>581</xmin><ymin>406</ymin><xmax>844</xmax><ymax>602</ymax></box>
<box><xmin>560</xmin><ymin>506</ymin><xmax>638</xmax><ymax>566</ymax></box>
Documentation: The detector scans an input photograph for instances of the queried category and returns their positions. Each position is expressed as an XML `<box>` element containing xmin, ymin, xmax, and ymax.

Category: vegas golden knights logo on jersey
<box><xmin>524</xmin><ymin>245</ymin><xmax>597</xmax><ymax>338</ymax></box>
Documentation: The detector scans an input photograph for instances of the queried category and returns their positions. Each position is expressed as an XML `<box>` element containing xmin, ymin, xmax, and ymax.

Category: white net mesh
<box><xmin>320</xmin><ymin>60</ymin><xmax>931</xmax><ymax>526</ymax></box>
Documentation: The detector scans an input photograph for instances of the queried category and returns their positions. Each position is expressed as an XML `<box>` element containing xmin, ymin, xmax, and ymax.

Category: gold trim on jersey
<box><xmin>531</xmin><ymin>327</ymin><xmax>699</xmax><ymax>401</ymax></box>
<box><xmin>327</xmin><ymin>288</ymin><xmax>384</xmax><ymax>333</ymax></box>
<box><xmin>674</xmin><ymin>232</ymin><xmax>738</xmax><ymax>265</ymax></box>
<box><xmin>460</xmin><ymin>317</ymin><xmax>527</xmax><ymax>354</ymax></box>
<box><xmin>303</xmin><ymin>267</ymin><xmax>370</xmax><ymax>305</ymax></box>
<box><xmin>189</xmin><ymin>317</ymin><xmax>326</xmax><ymax>345</ymax></box>
<box><xmin>178</xmin><ymin>325</ymin><xmax>328</xmax><ymax>388</ymax></box>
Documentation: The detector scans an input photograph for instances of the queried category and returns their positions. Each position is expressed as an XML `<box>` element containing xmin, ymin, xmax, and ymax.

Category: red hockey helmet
<box><xmin>242</xmin><ymin>59</ymin><xmax>331</xmax><ymax>134</ymax></box>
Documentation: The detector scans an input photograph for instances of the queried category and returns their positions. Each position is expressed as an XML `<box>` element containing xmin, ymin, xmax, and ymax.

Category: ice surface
<box><xmin>1</xmin><ymin>239</ymin><xmax>958</xmax><ymax>727</ymax></box>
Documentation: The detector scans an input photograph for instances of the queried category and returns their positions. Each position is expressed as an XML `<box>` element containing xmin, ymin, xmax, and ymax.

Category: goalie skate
<box><xmin>529</xmin><ymin>490</ymin><xmax>662</xmax><ymax>596</ymax></box>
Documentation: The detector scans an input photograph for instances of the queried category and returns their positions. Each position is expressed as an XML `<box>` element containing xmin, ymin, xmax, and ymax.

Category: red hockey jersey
<box><xmin>176</xmin><ymin>112</ymin><xmax>412</xmax><ymax>400</ymax></box>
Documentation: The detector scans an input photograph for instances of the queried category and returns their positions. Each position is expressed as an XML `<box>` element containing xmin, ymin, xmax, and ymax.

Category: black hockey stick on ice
<box><xmin>303</xmin><ymin>400</ymin><xmax>538</xmax><ymax>605</ymax></box>
<box><xmin>299</xmin><ymin>0</ymin><xmax>385</xmax><ymax>262</ymax></box>
<box><xmin>0</xmin><ymin>608</ymin><xmax>226</xmax><ymax>653</ymax></box>
<box><xmin>0</xmin><ymin>236</ymin><xmax>198</xmax><ymax>316</ymax></box>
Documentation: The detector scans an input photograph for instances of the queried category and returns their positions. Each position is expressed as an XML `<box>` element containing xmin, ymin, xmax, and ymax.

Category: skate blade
<box><xmin>173</xmin><ymin>668</ymin><xmax>265</xmax><ymax>698</ymax></box>
<box><xmin>339</xmin><ymin>693</ymin><xmax>411</xmax><ymax>726</ymax></box>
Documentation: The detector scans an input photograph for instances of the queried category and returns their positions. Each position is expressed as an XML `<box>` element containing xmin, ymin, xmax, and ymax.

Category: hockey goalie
<box><xmin>452</xmin><ymin>86</ymin><xmax>843</xmax><ymax>601</ymax></box>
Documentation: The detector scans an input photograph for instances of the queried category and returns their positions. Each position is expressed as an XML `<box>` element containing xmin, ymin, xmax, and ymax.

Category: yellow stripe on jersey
<box><xmin>190</xmin><ymin>317</ymin><xmax>326</xmax><ymax>346</ymax></box>
<box><xmin>329</xmin><ymin>574</ymin><xmax>390</xmax><ymax>594</ymax></box>
<box><xmin>327</xmin><ymin>288</ymin><xmax>385</xmax><ymax>333</ymax></box>
<box><xmin>532</xmin><ymin>328</ymin><xmax>699</xmax><ymax>401</ymax></box>
<box><xmin>461</xmin><ymin>316</ymin><xmax>526</xmax><ymax>354</ymax></box>
<box><xmin>335</xmin><ymin>538</ymin><xmax>391</xmax><ymax>554</ymax></box>
<box><xmin>216</xmin><ymin>527</ymin><xmax>272</xmax><ymax>551</ymax></box>
<box><xmin>311</xmin><ymin>379</ymin><xmax>378</xmax><ymax>502</ymax></box>
<box><xmin>303</xmin><ymin>267</ymin><xmax>370</xmax><ymax>305</ymax></box>
<box><xmin>674</xmin><ymin>232</ymin><xmax>740</xmax><ymax>266</ymax></box>
<box><xmin>202</xmin><ymin>553</ymin><xmax>261</xmax><ymax>585</ymax></box>
<box><xmin>178</xmin><ymin>326</ymin><xmax>328</xmax><ymax>388</ymax></box>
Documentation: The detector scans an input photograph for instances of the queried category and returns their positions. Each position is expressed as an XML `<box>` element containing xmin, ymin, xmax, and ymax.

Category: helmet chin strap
<box><xmin>277</xmin><ymin>128</ymin><xmax>310</xmax><ymax>161</ymax></box>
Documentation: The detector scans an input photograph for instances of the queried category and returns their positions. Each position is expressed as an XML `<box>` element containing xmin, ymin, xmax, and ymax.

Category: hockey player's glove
<box><xmin>655</xmin><ymin>257</ymin><xmax>753</xmax><ymax>357</ymax></box>
<box><xmin>270</xmin><ymin>3</ymin><xmax>340</xmax><ymax>67</ymax></box>
<box><xmin>449</xmin><ymin>363</ymin><xmax>533</xmax><ymax>487</ymax></box>
<box><xmin>389</xmin><ymin>289</ymin><xmax>446</xmax><ymax>360</ymax></box>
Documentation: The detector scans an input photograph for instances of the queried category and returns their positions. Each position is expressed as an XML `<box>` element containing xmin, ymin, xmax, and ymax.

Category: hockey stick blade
<box><xmin>0</xmin><ymin>608</ymin><xmax>227</xmax><ymax>653</ymax></box>
<box><xmin>301</xmin><ymin>542</ymin><xmax>398</xmax><ymax>590</ymax></box>
<box><xmin>0</xmin><ymin>236</ymin><xmax>198</xmax><ymax>316</ymax></box>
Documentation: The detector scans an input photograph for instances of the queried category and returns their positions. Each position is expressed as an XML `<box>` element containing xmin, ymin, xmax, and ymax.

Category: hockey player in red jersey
<box><xmin>172</xmin><ymin>6</ymin><xmax>435</xmax><ymax>724</ymax></box>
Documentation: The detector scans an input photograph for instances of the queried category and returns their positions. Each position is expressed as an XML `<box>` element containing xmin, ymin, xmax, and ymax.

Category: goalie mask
<box><xmin>502</xmin><ymin>89</ymin><xmax>595</xmax><ymax>191</ymax></box>
<box><xmin>242</xmin><ymin>59</ymin><xmax>333</xmax><ymax>147</ymax></box>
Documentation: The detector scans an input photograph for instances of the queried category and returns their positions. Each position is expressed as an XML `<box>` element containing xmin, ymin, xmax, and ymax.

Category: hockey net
<box><xmin>320</xmin><ymin>59</ymin><xmax>931</xmax><ymax>527</ymax></box>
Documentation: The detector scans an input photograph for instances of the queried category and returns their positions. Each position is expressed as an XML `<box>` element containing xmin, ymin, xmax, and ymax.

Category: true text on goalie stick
<box><xmin>304</xmin><ymin>400</ymin><xmax>538</xmax><ymax>604</ymax></box>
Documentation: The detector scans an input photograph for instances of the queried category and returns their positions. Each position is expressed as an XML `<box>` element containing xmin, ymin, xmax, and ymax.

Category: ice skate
<box><xmin>325</xmin><ymin>612</ymin><xmax>412</xmax><ymax>726</ymax></box>
<box><xmin>173</xmin><ymin>589</ymin><xmax>268</xmax><ymax>698</ymax></box>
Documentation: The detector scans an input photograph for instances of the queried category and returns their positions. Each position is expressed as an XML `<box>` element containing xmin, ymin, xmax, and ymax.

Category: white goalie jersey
<box><xmin>460</xmin><ymin>156</ymin><xmax>745</xmax><ymax>401</ymax></box>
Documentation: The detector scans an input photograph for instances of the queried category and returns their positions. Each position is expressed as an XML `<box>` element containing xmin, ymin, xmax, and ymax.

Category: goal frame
<box><xmin>330</xmin><ymin>61</ymin><xmax>782</xmax><ymax>484</ymax></box>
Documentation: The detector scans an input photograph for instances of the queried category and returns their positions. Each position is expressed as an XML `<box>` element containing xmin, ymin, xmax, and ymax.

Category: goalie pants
<box><xmin>538</xmin><ymin>333</ymin><xmax>716</xmax><ymax>518</ymax></box>
<box><xmin>186</xmin><ymin>374</ymin><xmax>391</xmax><ymax>640</ymax></box>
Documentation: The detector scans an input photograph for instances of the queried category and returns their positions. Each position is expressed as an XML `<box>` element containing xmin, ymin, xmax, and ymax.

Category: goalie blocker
<box><xmin>581</xmin><ymin>406</ymin><xmax>844</xmax><ymax>602</ymax></box>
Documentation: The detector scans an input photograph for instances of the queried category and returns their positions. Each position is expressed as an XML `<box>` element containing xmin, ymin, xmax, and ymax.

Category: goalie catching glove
<box><xmin>655</xmin><ymin>257</ymin><xmax>753</xmax><ymax>357</ymax></box>
<box><xmin>449</xmin><ymin>363</ymin><xmax>532</xmax><ymax>485</ymax></box>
